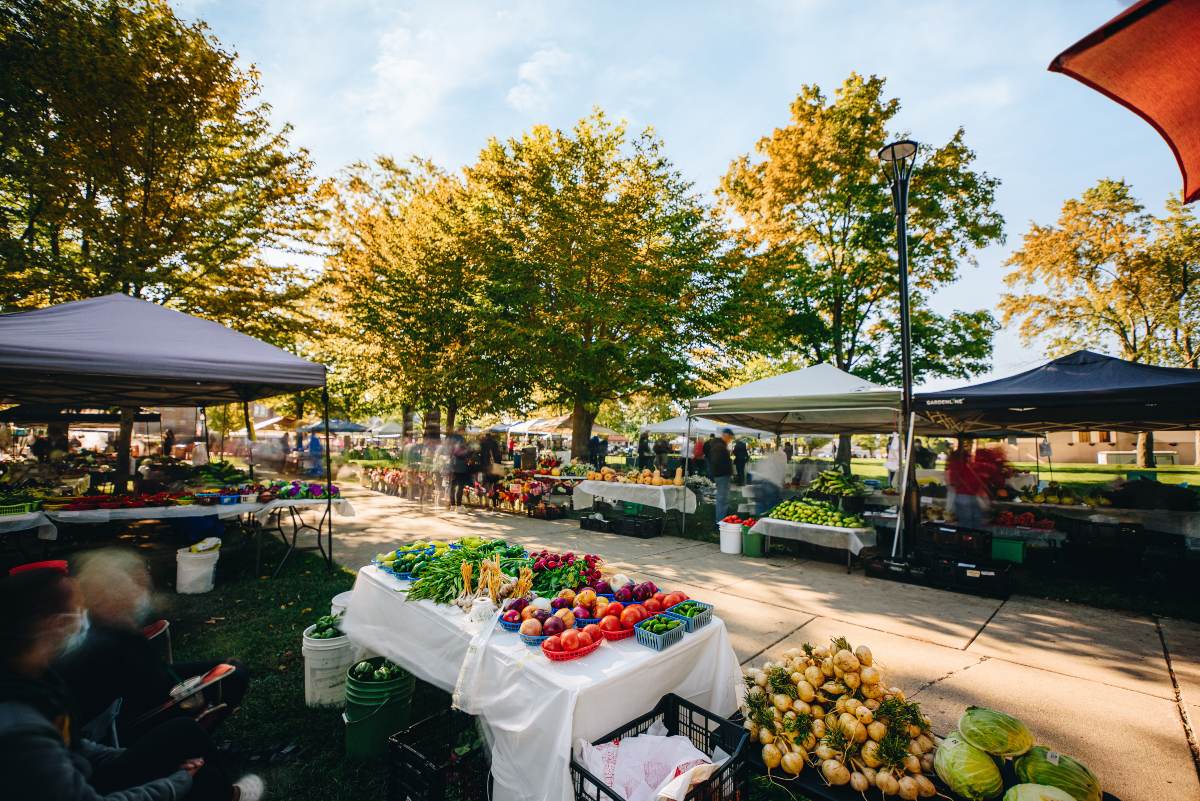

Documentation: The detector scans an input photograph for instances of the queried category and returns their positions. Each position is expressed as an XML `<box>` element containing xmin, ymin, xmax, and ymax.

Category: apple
<box><xmin>560</xmin><ymin>629</ymin><xmax>581</xmax><ymax>651</ymax></box>
<box><xmin>542</xmin><ymin>616</ymin><xmax>565</xmax><ymax>635</ymax></box>
<box><xmin>572</xmin><ymin>605</ymin><xmax>591</xmax><ymax>621</ymax></box>
<box><xmin>502</xmin><ymin>609</ymin><xmax>521</xmax><ymax>624</ymax></box>
<box><xmin>519</xmin><ymin>618</ymin><xmax>542</xmax><ymax>636</ymax></box>
<box><xmin>555</xmin><ymin>608</ymin><xmax>576</xmax><ymax>628</ymax></box>
<box><xmin>576</xmin><ymin>630</ymin><xmax>593</xmax><ymax>648</ymax></box>
<box><xmin>533</xmin><ymin>609</ymin><xmax>551</xmax><ymax>624</ymax></box>
<box><xmin>543</xmin><ymin>635</ymin><xmax>563</xmax><ymax>652</ymax></box>
<box><xmin>605</xmin><ymin>602</ymin><xmax>624</xmax><ymax>619</ymax></box>
<box><xmin>582</xmin><ymin>623</ymin><xmax>602</xmax><ymax>642</ymax></box>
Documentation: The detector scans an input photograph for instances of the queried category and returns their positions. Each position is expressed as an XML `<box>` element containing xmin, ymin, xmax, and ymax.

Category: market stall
<box><xmin>748</xmin><ymin>517</ymin><xmax>877</xmax><ymax>571</ymax></box>
<box><xmin>0</xmin><ymin>294</ymin><xmax>338</xmax><ymax>567</ymax></box>
<box><xmin>342</xmin><ymin>540</ymin><xmax>741</xmax><ymax>801</ymax></box>
<box><xmin>573</xmin><ymin>478</ymin><xmax>697</xmax><ymax>514</ymax></box>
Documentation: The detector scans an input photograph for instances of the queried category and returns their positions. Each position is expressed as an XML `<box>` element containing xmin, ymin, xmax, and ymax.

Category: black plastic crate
<box><xmin>615</xmin><ymin>515</ymin><xmax>663</xmax><ymax>539</ymax></box>
<box><xmin>387</xmin><ymin>708</ymin><xmax>492</xmax><ymax>801</ymax></box>
<box><xmin>918</xmin><ymin>522</ymin><xmax>991</xmax><ymax>559</ymax></box>
<box><xmin>930</xmin><ymin>557</ymin><xmax>1012</xmax><ymax>597</ymax></box>
<box><xmin>580</xmin><ymin>515</ymin><xmax>613</xmax><ymax>533</ymax></box>
<box><xmin>570</xmin><ymin>693</ymin><xmax>747</xmax><ymax>801</ymax></box>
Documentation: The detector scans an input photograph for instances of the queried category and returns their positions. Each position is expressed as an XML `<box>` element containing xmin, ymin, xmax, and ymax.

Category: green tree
<box><xmin>465</xmin><ymin>110</ymin><xmax>729</xmax><ymax>457</ymax></box>
<box><xmin>0</xmin><ymin>0</ymin><xmax>317</xmax><ymax>341</ymax></box>
<box><xmin>1002</xmin><ymin>180</ymin><xmax>1200</xmax><ymax>465</ymax></box>
<box><xmin>718</xmin><ymin>74</ymin><xmax>1003</xmax><ymax>461</ymax></box>
<box><xmin>322</xmin><ymin>157</ymin><xmax>529</xmax><ymax>431</ymax></box>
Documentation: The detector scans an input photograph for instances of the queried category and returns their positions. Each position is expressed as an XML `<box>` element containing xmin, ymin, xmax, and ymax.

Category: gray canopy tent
<box><xmin>0</xmin><ymin>294</ymin><xmax>335</xmax><ymax>569</ymax></box>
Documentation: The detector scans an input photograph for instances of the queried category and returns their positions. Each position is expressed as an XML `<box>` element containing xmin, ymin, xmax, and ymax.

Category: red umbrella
<box><xmin>1050</xmin><ymin>0</ymin><xmax>1200</xmax><ymax>203</ymax></box>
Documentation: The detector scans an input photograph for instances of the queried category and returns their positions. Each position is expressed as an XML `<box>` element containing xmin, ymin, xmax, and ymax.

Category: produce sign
<box><xmin>767</xmin><ymin>499</ymin><xmax>866</xmax><ymax>528</ymax></box>
<box><xmin>808</xmin><ymin>469</ymin><xmax>869</xmax><ymax>498</ymax></box>
<box><xmin>992</xmin><ymin>511</ymin><xmax>1054</xmax><ymax>530</ymax></box>
<box><xmin>741</xmin><ymin>636</ymin><xmax>938</xmax><ymax>795</ymax></box>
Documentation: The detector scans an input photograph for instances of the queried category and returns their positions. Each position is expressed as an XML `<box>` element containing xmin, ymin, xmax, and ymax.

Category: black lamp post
<box><xmin>879</xmin><ymin>139</ymin><xmax>918</xmax><ymax>554</ymax></box>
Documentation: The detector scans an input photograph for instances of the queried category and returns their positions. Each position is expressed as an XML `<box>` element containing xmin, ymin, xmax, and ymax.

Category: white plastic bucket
<box><xmin>718</xmin><ymin>522</ymin><xmax>743</xmax><ymax>555</ymax></box>
<box><xmin>175</xmin><ymin>548</ymin><xmax>219</xmax><ymax>594</ymax></box>
<box><xmin>302</xmin><ymin>624</ymin><xmax>357</xmax><ymax>707</ymax></box>
<box><xmin>330</xmin><ymin>590</ymin><xmax>354</xmax><ymax>618</ymax></box>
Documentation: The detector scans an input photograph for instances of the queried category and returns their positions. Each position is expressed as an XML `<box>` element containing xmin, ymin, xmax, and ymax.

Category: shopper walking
<box><xmin>733</xmin><ymin>438</ymin><xmax>749</xmax><ymax>484</ymax></box>
<box><xmin>709</xmin><ymin>429</ymin><xmax>734</xmax><ymax>525</ymax></box>
<box><xmin>946</xmin><ymin>439</ymin><xmax>989</xmax><ymax>529</ymax></box>
<box><xmin>478</xmin><ymin>432</ymin><xmax>503</xmax><ymax>509</ymax></box>
<box><xmin>636</xmin><ymin>432</ymin><xmax>652</xmax><ymax>470</ymax></box>
<box><xmin>447</xmin><ymin>430</ymin><xmax>470</xmax><ymax>509</ymax></box>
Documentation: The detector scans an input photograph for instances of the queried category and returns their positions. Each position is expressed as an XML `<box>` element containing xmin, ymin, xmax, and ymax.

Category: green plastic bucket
<box><xmin>343</xmin><ymin>658</ymin><xmax>415</xmax><ymax>759</ymax></box>
<box><xmin>742</xmin><ymin>528</ymin><xmax>765</xmax><ymax>558</ymax></box>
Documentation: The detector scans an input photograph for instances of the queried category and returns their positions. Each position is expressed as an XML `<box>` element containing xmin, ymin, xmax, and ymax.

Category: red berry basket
<box><xmin>541</xmin><ymin>635</ymin><xmax>603</xmax><ymax>661</ymax></box>
<box><xmin>601</xmin><ymin>626</ymin><xmax>635</xmax><ymax>641</ymax></box>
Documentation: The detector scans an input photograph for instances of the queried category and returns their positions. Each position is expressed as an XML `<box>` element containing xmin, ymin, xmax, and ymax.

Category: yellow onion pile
<box><xmin>740</xmin><ymin>636</ymin><xmax>938</xmax><ymax>799</ymax></box>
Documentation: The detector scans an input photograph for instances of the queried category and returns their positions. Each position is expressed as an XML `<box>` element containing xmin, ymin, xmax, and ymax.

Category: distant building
<box><xmin>999</xmin><ymin>430</ymin><xmax>1200</xmax><ymax>465</ymax></box>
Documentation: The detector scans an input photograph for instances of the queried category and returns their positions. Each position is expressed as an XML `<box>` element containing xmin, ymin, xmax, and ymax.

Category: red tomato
<box><xmin>652</xmin><ymin>592</ymin><xmax>666</xmax><ymax>605</ymax></box>
<box><xmin>577</xmin><ymin>630</ymin><xmax>593</xmax><ymax>647</ymax></box>
<box><xmin>662</xmin><ymin>592</ymin><xmax>685</xmax><ymax>610</ymax></box>
<box><xmin>643</xmin><ymin>598</ymin><xmax>663</xmax><ymax>614</ymax></box>
<box><xmin>605</xmin><ymin>602</ymin><xmax>624</xmax><ymax>619</ymax></box>
<box><xmin>619</xmin><ymin>606</ymin><xmax>648</xmax><ymax>630</ymax></box>
<box><xmin>560</xmin><ymin>629</ymin><xmax>581</xmax><ymax>651</ymax></box>
<box><xmin>583</xmin><ymin>623</ymin><xmax>603</xmax><ymax>642</ymax></box>
<box><xmin>598</xmin><ymin>615</ymin><xmax>622</xmax><ymax>632</ymax></box>
<box><xmin>543</xmin><ymin>635</ymin><xmax>563</xmax><ymax>652</ymax></box>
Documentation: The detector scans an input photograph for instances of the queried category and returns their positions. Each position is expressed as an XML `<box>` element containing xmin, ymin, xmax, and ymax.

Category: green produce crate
<box><xmin>741</xmin><ymin>528</ymin><xmax>765</xmax><ymax>558</ymax></box>
<box><xmin>991</xmin><ymin>536</ymin><xmax>1027</xmax><ymax>564</ymax></box>
<box><xmin>620</xmin><ymin>501</ymin><xmax>644</xmax><ymax>516</ymax></box>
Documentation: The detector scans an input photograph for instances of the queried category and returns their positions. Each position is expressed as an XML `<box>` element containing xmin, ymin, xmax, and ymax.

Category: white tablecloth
<box><xmin>573</xmin><ymin>479</ymin><xmax>697</xmax><ymax>514</ymax></box>
<box><xmin>35</xmin><ymin>497</ymin><xmax>354</xmax><ymax>528</ymax></box>
<box><xmin>343</xmin><ymin>565</ymin><xmax>740</xmax><ymax>801</ymax></box>
<box><xmin>749</xmin><ymin>517</ymin><xmax>877</xmax><ymax>555</ymax></box>
<box><xmin>0</xmin><ymin>512</ymin><xmax>57</xmax><ymax>540</ymax></box>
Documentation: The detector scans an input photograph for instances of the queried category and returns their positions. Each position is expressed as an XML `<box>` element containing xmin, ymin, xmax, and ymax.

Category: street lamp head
<box><xmin>878</xmin><ymin>140</ymin><xmax>918</xmax><ymax>163</ymax></box>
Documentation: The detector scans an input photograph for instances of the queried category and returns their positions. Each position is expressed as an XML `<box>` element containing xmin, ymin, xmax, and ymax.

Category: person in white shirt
<box><xmin>751</xmin><ymin>449</ymin><xmax>787</xmax><ymax>516</ymax></box>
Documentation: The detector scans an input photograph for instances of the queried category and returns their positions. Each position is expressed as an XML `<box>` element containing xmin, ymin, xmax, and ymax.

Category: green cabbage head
<box><xmin>1003</xmin><ymin>784</ymin><xmax>1078</xmax><ymax>801</ymax></box>
<box><xmin>934</xmin><ymin>730</ymin><xmax>1004</xmax><ymax>801</ymax></box>
<box><xmin>1015</xmin><ymin>746</ymin><xmax>1101</xmax><ymax>801</ymax></box>
<box><xmin>959</xmin><ymin>706</ymin><xmax>1034</xmax><ymax>758</ymax></box>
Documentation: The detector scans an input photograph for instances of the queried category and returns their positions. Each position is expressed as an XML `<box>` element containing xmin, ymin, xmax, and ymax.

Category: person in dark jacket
<box><xmin>0</xmin><ymin>568</ymin><xmax>261</xmax><ymax>801</ymax></box>
<box><xmin>637</xmin><ymin>433</ymin><xmax>652</xmax><ymax>470</ymax></box>
<box><xmin>56</xmin><ymin>551</ymin><xmax>249</xmax><ymax>742</ymax></box>
<box><xmin>478</xmin><ymin>432</ymin><xmax>504</xmax><ymax>509</ymax></box>
<box><xmin>708</xmin><ymin>429</ymin><xmax>734</xmax><ymax>524</ymax></box>
<box><xmin>732</xmin><ymin>439</ymin><xmax>749</xmax><ymax>485</ymax></box>
<box><xmin>446</xmin><ymin>430</ymin><xmax>470</xmax><ymax>508</ymax></box>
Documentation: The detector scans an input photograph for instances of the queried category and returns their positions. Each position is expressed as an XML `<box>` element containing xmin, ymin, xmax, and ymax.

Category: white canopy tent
<box><xmin>640</xmin><ymin>414</ymin><xmax>772</xmax><ymax>439</ymax></box>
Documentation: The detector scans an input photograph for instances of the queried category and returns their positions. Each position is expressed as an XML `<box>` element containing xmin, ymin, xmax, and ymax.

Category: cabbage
<box><xmin>1015</xmin><ymin>746</ymin><xmax>1101</xmax><ymax>801</ymax></box>
<box><xmin>959</xmin><ymin>706</ymin><xmax>1034</xmax><ymax>758</ymax></box>
<box><xmin>1003</xmin><ymin>785</ymin><xmax>1078</xmax><ymax>801</ymax></box>
<box><xmin>934</xmin><ymin>730</ymin><xmax>1004</xmax><ymax>801</ymax></box>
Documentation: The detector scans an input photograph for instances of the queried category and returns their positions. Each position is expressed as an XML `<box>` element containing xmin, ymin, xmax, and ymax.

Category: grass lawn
<box><xmin>850</xmin><ymin>457</ymin><xmax>1200</xmax><ymax>490</ymax></box>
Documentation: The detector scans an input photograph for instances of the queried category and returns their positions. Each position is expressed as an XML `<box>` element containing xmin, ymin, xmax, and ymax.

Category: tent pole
<box><xmin>683</xmin><ymin>413</ymin><xmax>693</xmax><ymax>535</ymax></box>
<box><xmin>890</xmin><ymin>412</ymin><xmax>916</xmax><ymax>559</ymax></box>
<box><xmin>242</xmin><ymin>401</ymin><xmax>255</xmax><ymax>483</ymax></box>
<box><xmin>322</xmin><ymin>384</ymin><xmax>334</xmax><ymax>570</ymax></box>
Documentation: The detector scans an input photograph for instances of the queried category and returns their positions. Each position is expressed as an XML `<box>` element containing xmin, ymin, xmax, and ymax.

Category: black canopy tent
<box><xmin>916</xmin><ymin>350</ymin><xmax>1200</xmax><ymax>434</ymax></box>
<box><xmin>0</xmin><ymin>405</ymin><xmax>161</xmax><ymax>424</ymax></box>
<box><xmin>0</xmin><ymin>294</ymin><xmax>336</xmax><ymax>568</ymax></box>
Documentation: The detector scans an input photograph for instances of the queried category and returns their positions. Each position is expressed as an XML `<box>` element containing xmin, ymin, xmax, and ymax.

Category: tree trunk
<box><xmin>571</xmin><ymin>399</ymin><xmax>596</xmax><ymax>460</ymax></box>
<box><xmin>115</xmin><ymin>406</ymin><xmax>136</xmax><ymax>493</ymax></box>
<box><xmin>402</xmin><ymin>406</ymin><xmax>414</xmax><ymax>440</ymax></box>
<box><xmin>1193</xmin><ymin>430</ymin><xmax>1199</xmax><ymax>466</ymax></box>
<box><xmin>834</xmin><ymin>434</ymin><xmax>852</xmax><ymax>474</ymax></box>
<box><xmin>1136</xmin><ymin>431</ymin><xmax>1156</xmax><ymax>468</ymax></box>
<box><xmin>423</xmin><ymin>409</ymin><xmax>441</xmax><ymax>442</ymax></box>
<box><xmin>445</xmin><ymin>399</ymin><xmax>458</xmax><ymax>434</ymax></box>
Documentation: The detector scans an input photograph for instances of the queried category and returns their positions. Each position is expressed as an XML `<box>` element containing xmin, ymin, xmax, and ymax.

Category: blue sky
<box><xmin>177</xmin><ymin>0</ymin><xmax>1181</xmax><ymax>389</ymax></box>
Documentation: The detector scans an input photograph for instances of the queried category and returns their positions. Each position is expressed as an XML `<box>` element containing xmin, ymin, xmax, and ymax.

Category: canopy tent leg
<box><xmin>890</xmin><ymin>412</ymin><xmax>916</xmax><ymax>559</ymax></box>
<box><xmin>682</xmin><ymin>414</ymin><xmax>693</xmax><ymax>535</ymax></box>
<box><xmin>322</xmin><ymin>384</ymin><xmax>334</xmax><ymax>571</ymax></box>
<box><xmin>242</xmin><ymin>400</ymin><xmax>255</xmax><ymax>483</ymax></box>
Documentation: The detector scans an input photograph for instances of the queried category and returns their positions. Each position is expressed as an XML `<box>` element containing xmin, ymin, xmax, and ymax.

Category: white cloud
<box><xmin>506</xmin><ymin>45</ymin><xmax>577</xmax><ymax>113</ymax></box>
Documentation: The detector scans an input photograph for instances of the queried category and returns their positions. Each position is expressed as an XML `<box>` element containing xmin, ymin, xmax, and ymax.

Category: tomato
<box><xmin>619</xmin><ymin>605</ymin><xmax>648</xmax><ymax>630</ymax></box>
<box><xmin>662</xmin><ymin>592</ymin><xmax>685</xmax><ymax>610</ymax></box>
<box><xmin>577</xmin><ymin>630</ymin><xmax>593</xmax><ymax>648</ymax></box>
<box><xmin>605</xmin><ymin>602</ymin><xmax>624</xmax><ymax>619</ymax></box>
<box><xmin>598</xmin><ymin>615</ymin><xmax>622</xmax><ymax>632</ymax></box>
<box><xmin>643</xmin><ymin>598</ymin><xmax>663</xmax><ymax>614</ymax></box>
<box><xmin>583</xmin><ymin>623</ymin><xmax>602</xmax><ymax>642</ymax></box>
<box><xmin>543</xmin><ymin>635</ymin><xmax>563</xmax><ymax>652</ymax></box>
<box><xmin>560</xmin><ymin>629</ymin><xmax>581</xmax><ymax>651</ymax></box>
<box><xmin>652</xmin><ymin>592</ymin><xmax>666</xmax><ymax>605</ymax></box>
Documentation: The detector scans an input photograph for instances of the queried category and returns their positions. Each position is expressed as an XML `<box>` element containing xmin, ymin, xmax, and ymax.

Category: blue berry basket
<box><xmin>574</xmin><ymin>616</ymin><xmax>602</xmax><ymax>628</ymax></box>
<box><xmin>519</xmin><ymin>632</ymin><xmax>550</xmax><ymax>647</ymax></box>
<box><xmin>663</xmin><ymin>600</ymin><xmax>714</xmax><ymax>633</ymax></box>
<box><xmin>597</xmin><ymin>593</ymin><xmax>616</xmax><ymax>602</ymax></box>
<box><xmin>634</xmin><ymin>614</ymin><xmax>686</xmax><ymax>651</ymax></box>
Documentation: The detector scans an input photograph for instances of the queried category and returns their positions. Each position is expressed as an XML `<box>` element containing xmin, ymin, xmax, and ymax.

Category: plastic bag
<box><xmin>574</xmin><ymin>721</ymin><xmax>716</xmax><ymax>801</ymax></box>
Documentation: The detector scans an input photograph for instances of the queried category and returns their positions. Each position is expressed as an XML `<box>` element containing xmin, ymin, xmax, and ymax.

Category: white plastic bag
<box><xmin>574</xmin><ymin>721</ymin><xmax>714</xmax><ymax>801</ymax></box>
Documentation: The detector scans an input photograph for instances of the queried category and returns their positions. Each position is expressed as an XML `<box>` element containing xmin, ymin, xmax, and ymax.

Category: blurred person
<box><xmin>588</xmin><ymin>434</ymin><xmax>602</xmax><ymax>470</ymax></box>
<box><xmin>946</xmin><ymin>438</ymin><xmax>989</xmax><ymax>529</ymax></box>
<box><xmin>636</xmin><ymin>432</ymin><xmax>652</xmax><ymax>470</ymax></box>
<box><xmin>885</xmin><ymin>434</ymin><xmax>900</xmax><ymax>487</ymax></box>
<box><xmin>782</xmin><ymin>440</ymin><xmax>794</xmax><ymax>462</ymax></box>
<box><xmin>162</xmin><ymin>429</ymin><xmax>175</xmax><ymax>458</ymax></box>
<box><xmin>689</xmin><ymin>436</ymin><xmax>704</xmax><ymax>475</ymax></box>
<box><xmin>55</xmin><ymin>551</ymin><xmax>249</xmax><ymax>743</ymax></box>
<box><xmin>733</xmin><ymin>438</ymin><xmax>749</xmax><ymax>485</ymax></box>
<box><xmin>0</xmin><ymin>568</ymin><xmax>262</xmax><ymax>801</ymax></box>
<box><xmin>709</xmin><ymin>429</ymin><xmax>734</xmax><ymax>524</ymax></box>
<box><xmin>597</xmin><ymin>435</ymin><xmax>609</xmax><ymax>469</ymax></box>
<box><xmin>752</xmin><ymin>448</ymin><xmax>787</xmax><ymax>516</ymax></box>
<box><xmin>31</xmin><ymin>435</ymin><xmax>51</xmax><ymax>462</ymax></box>
<box><xmin>446</xmin><ymin>429</ymin><xmax>470</xmax><ymax>508</ymax></box>
<box><xmin>914</xmin><ymin>438</ymin><xmax>937</xmax><ymax>470</ymax></box>
<box><xmin>478</xmin><ymin>431</ymin><xmax>503</xmax><ymax>509</ymax></box>
<box><xmin>702</xmin><ymin>433</ymin><xmax>715</xmax><ymax>470</ymax></box>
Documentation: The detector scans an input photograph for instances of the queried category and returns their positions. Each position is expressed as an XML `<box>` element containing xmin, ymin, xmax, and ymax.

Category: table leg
<box><xmin>846</xmin><ymin>547</ymin><xmax>851</xmax><ymax>574</ymax></box>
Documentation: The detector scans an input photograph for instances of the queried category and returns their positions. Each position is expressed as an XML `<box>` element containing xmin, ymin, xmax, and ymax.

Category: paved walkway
<box><xmin>325</xmin><ymin>485</ymin><xmax>1200</xmax><ymax>801</ymax></box>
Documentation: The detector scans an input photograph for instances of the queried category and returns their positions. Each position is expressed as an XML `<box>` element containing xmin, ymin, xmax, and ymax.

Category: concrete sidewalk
<box><xmin>324</xmin><ymin>486</ymin><xmax>1200</xmax><ymax>801</ymax></box>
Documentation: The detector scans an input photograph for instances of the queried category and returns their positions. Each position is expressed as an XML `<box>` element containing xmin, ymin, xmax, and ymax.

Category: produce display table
<box><xmin>994</xmin><ymin>500</ymin><xmax>1200</xmax><ymax>549</ymax></box>
<box><xmin>342</xmin><ymin>565</ymin><xmax>741</xmax><ymax>801</ymax></box>
<box><xmin>40</xmin><ymin>497</ymin><xmax>354</xmax><ymax>525</ymax></box>
<box><xmin>748</xmin><ymin>517</ymin><xmax>876</xmax><ymax>572</ymax></box>
<box><xmin>0</xmin><ymin>511</ymin><xmax>57</xmax><ymax>541</ymax></box>
<box><xmin>574</xmin><ymin>479</ymin><xmax>697</xmax><ymax>514</ymax></box>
